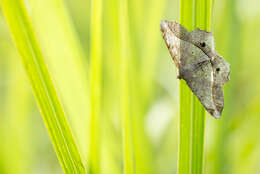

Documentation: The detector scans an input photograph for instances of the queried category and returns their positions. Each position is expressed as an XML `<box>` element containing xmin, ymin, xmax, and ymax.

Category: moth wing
<box><xmin>181</xmin><ymin>56</ymin><xmax>221</xmax><ymax>118</ymax></box>
<box><xmin>164</xmin><ymin>20</ymin><xmax>190</xmax><ymax>41</ymax></box>
<box><xmin>161</xmin><ymin>27</ymin><xmax>208</xmax><ymax>77</ymax></box>
<box><xmin>212</xmin><ymin>85</ymin><xmax>224</xmax><ymax>116</ymax></box>
<box><xmin>212</xmin><ymin>55</ymin><xmax>231</xmax><ymax>86</ymax></box>
<box><xmin>160</xmin><ymin>21</ymin><xmax>182</xmax><ymax>68</ymax></box>
<box><xmin>210</xmin><ymin>55</ymin><xmax>230</xmax><ymax>117</ymax></box>
<box><xmin>188</xmin><ymin>29</ymin><xmax>230</xmax><ymax>118</ymax></box>
<box><xmin>188</xmin><ymin>28</ymin><xmax>215</xmax><ymax>49</ymax></box>
<box><xmin>160</xmin><ymin>20</ymin><xmax>194</xmax><ymax>68</ymax></box>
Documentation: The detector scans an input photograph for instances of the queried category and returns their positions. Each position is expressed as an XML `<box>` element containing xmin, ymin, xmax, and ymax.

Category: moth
<box><xmin>160</xmin><ymin>20</ymin><xmax>230</xmax><ymax>119</ymax></box>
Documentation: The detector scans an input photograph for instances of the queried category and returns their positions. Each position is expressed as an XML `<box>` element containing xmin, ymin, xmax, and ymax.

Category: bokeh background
<box><xmin>0</xmin><ymin>0</ymin><xmax>259</xmax><ymax>173</ymax></box>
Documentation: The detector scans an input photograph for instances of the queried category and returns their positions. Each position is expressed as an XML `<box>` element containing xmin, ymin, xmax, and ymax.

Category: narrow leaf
<box><xmin>89</xmin><ymin>0</ymin><xmax>103</xmax><ymax>173</ymax></box>
<box><xmin>119</xmin><ymin>0</ymin><xmax>135</xmax><ymax>173</ymax></box>
<box><xmin>0</xmin><ymin>0</ymin><xmax>87</xmax><ymax>173</ymax></box>
<box><xmin>178</xmin><ymin>0</ymin><xmax>194</xmax><ymax>173</ymax></box>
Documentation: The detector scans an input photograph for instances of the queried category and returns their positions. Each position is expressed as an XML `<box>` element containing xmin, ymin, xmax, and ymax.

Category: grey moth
<box><xmin>160</xmin><ymin>20</ymin><xmax>230</xmax><ymax>119</ymax></box>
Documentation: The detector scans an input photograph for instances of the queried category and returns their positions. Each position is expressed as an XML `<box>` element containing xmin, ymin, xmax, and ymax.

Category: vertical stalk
<box><xmin>178</xmin><ymin>0</ymin><xmax>194</xmax><ymax>173</ymax></box>
<box><xmin>119</xmin><ymin>0</ymin><xmax>135</xmax><ymax>173</ymax></box>
<box><xmin>89</xmin><ymin>0</ymin><xmax>102</xmax><ymax>173</ymax></box>
<box><xmin>179</xmin><ymin>0</ymin><xmax>213</xmax><ymax>173</ymax></box>
<box><xmin>191</xmin><ymin>0</ymin><xmax>213</xmax><ymax>173</ymax></box>
<box><xmin>130</xmin><ymin>0</ymin><xmax>165</xmax><ymax>173</ymax></box>
<box><xmin>101</xmin><ymin>0</ymin><xmax>121</xmax><ymax>173</ymax></box>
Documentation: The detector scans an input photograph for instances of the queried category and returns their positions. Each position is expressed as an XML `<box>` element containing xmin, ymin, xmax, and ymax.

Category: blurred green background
<box><xmin>0</xmin><ymin>0</ymin><xmax>260</xmax><ymax>173</ymax></box>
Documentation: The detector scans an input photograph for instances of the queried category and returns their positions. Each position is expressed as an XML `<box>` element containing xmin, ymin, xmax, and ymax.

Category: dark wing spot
<box><xmin>216</xmin><ymin>68</ymin><xmax>220</xmax><ymax>72</ymax></box>
<box><xmin>200</xmin><ymin>42</ymin><xmax>206</xmax><ymax>47</ymax></box>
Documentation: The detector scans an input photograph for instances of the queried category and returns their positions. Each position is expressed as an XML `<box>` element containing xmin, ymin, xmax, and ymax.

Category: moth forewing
<box><xmin>188</xmin><ymin>29</ymin><xmax>216</xmax><ymax>59</ymax></box>
<box><xmin>160</xmin><ymin>20</ymin><xmax>181</xmax><ymax>69</ymax></box>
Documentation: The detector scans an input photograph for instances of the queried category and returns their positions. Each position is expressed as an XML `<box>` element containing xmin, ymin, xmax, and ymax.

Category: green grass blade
<box><xmin>179</xmin><ymin>0</ymin><xmax>213</xmax><ymax>173</ymax></box>
<box><xmin>89</xmin><ymin>0</ymin><xmax>102</xmax><ymax>173</ymax></box>
<box><xmin>131</xmin><ymin>1</ymin><xmax>165</xmax><ymax>173</ymax></box>
<box><xmin>0</xmin><ymin>0</ymin><xmax>87</xmax><ymax>173</ymax></box>
<box><xmin>101</xmin><ymin>0</ymin><xmax>122</xmax><ymax>173</ymax></box>
<box><xmin>191</xmin><ymin>96</ymin><xmax>205</xmax><ymax>174</ymax></box>
<box><xmin>119</xmin><ymin>0</ymin><xmax>135</xmax><ymax>173</ymax></box>
<box><xmin>178</xmin><ymin>0</ymin><xmax>194</xmax><ymax>173</ymax></box>
<box><xmin>27</xmin><ymin>0</ymin><xmax>90</xmax><ymax>157</ymax></box>
<box><xmin>191</xmin><ymin>0</ymin><xmax>213</xmax><ymax>173</ymax></box>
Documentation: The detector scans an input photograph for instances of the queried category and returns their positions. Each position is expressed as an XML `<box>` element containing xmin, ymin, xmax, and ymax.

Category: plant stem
<box><xmin>89</xmin><ymin>0</ymin><xmax>103</xmax><ymax>173</ymax></box>
<box><xmin>178</xmin><ymin>0</ymin><xmax>194</xmax><ymax>173</ymax></box>
<box><xmin>179</xmin><ymin>0</ymin><xmax>214</xmax><ymax>173</ymax></box>
<box><xmin>119</xmin><ymin>0</ymin><xmax>135</xmax><ymax>173</ymax></box>
<box><xmin>191</xmin><ymin>1</ymin><xmax>213</xmax><ymax>173</ymax></box>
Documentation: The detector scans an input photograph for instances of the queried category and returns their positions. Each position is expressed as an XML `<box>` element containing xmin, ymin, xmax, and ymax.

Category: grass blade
<box><xmin>89</xmin><ymin>0</ymin><xmax>102</xmax><ymax>173</ymax></box>
<box><xmin>28</xmin><ymin>0</ymin><xmax>90</xmax><ymax>157</ymax></box>
<box><xmin>191</xmin><ymin>0</ymin><xmax>213</xmax><ymax>173</ymax></box>
<box><xmin>119</xmin><ymin>0</ymin><xmax>135</xmax><ymax>173</ymax></box>
<box><xmin>179</xmin><ymin>0</ymin><xmax>213</xmax><ymax>173</ymax></box>
<box><xmin>0</xmin><ymin>0</ymin><xmax>87</xmax><ymax>173</ymax></box>
<box><xmin>101</xmin><ymin>0</ymin><xmax>122</xmax><ymax>173</ymax></box>
<box><xmin>130</xmin><ymin>1</ymin><xmax>165</xmax><ymax>173</ymax></box>
<box><xmin>178</xmin><ymin>0</ymin><xmax>194</xmax><ymax>173</ymax></box>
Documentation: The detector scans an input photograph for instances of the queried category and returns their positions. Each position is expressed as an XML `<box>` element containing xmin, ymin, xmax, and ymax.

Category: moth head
<box><xmin>212</xmin><ymin>56</ymin><xmax>230</xmax><ymax>86</ymax></box>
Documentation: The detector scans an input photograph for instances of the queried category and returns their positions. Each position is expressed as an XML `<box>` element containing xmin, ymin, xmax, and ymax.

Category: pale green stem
<box><xmin>178</xmin><ymin>0</ymin><xmax>214</xmax><ymax>173</ymax></box>
<box><xmin>178</xmin><ymin>0</ymin><xmax>194</xmax><ymax>173</ymax></box>
<box><xmin>89</xmin><ymin>0</ymin><xmax>103</xmax><ymax>173</ymax></box>
<box><xmin>191</xmin><ymin>1</ymin><xmax>213</xmax><ymax>173</ymax></box>
<box><xmin>119</xmin><ymin>0</ymin><xmax>135</xmax><ymax>173</ymax></box>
